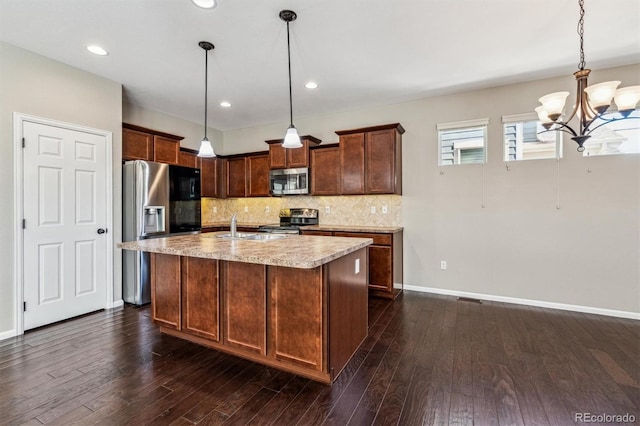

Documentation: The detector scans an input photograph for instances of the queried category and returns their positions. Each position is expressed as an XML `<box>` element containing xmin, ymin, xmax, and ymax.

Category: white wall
<box><xmin>0</xmin><ymin>42</ymin><xmax>123</xmax><ymax>335</ymax></box>
<box><xmin>222</xmin><ymin>64</ymin><xmax>640</xmax><ymax>315</ymax></box>
<box><xmin>123</xmin><ymin>102</ymin><xmax>223</xmax><ymax>153</ymax></box>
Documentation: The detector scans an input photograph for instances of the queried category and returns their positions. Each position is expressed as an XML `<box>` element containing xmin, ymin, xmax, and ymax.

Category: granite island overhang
<box><xmin>119</xmin><ymin>233</ymin><xmax>372</xmax><ymax>384</ymax></box>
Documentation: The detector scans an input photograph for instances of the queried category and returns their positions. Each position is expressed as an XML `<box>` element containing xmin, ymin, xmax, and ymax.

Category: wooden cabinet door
<box><xmin>269</xmin><ymin>267</ymin><xmax>323</xmax><ymax>370</ymax></box>
<box><xmin>179</xmin><ymin>150</ymin><xmax>198</xmax><ymax>168</ymax></box>
<box><xmin>247</xmin><ymin>154</ymin><xmax>270</xmax><ymax>197</ymax></box>
<box><xmin>153</xmin><ymin>135</ymin><xmax>180</xmax><ymax>165</ymax></box>
<box><xmin>311</xmin><ymin>147</ymin><xmax>341</xmax><ymax>195</ymax></box>
<box><xmin>181</xmin><ymin>257</ymin><xmax>219</xmax><ymax>341</ymax></box>
<box><xmin>122</xmin><ymin>128</ymin><xmax>153</xmax><ymax>161</ymax></box>
<box><xmin>301</xmin><ymin>230</ymin><xmax>333</xmax><ymax>236</ymax></box>
<box><xmin>226</xmin><ymin>157</ymin><xmax>247</xmax><ymax>197</ymax></box>
<box><xmin>365</xmin><ymin>129</ymin><xmax>398</xmax><ymax>194</ymax></box>
<box><xmin>199</xmin><ymin>157</ymin><xmax>219</xmax><ymax>198</ymax></box>
<box><xmin>340</xmin><ymin>133</ymin><xmax>365</xmax><ymax>194</ymax></box>
<box><xmin>286</xmin><ymin>140</ymin><xmax>309</xmax><ymax>168</ymax></box>
<box><xmin>368</xmin><ymin>245</ymin><xmax>393</xmax><ymax>291</ymax></box>
<box><xmin>269</xmin><ymin>144</ymin><xmax>287</xmax><ymax>169</ymax></box>
<box><xmin>151</xmin><ymin>253</ymin><xmax>181</xmax><ymax>330</ymax></box>
<box><xmin>223</xmin><ymin>262</ymin><xmax>267</xmax><ymax>355</ymax></box>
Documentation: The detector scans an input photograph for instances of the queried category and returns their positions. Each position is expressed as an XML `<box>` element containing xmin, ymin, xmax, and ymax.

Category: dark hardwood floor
<box><xmin>1</xmin><ymin>291</ymin><xmax>638</xmax><ymax>425</ymax></box>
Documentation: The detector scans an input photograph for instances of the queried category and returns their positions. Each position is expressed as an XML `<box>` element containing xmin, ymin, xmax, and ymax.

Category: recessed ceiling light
<box><xmin>220</xmin><ymin>101</ymin><xmax>231</xmax><ymax>108</ymax></box>
<box><xmin>305</xmin><ymin>81</ymin><xmax>319</xmax><ymax>89</ymax></box>
<box><xmin>192</xmin><ymin>0</ymin><xmax>217</xmax><ymax>9</ymax></box>
<box><xmin>86</xmin><ymin>45</ymin><xmax>108</xmax><ymax>56</ymax></box>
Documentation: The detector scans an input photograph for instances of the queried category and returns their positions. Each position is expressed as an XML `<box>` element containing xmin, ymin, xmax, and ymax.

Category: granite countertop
<box><xmin>118</xmin><ymin>233</ymin><xmax>372</xmax><ymax>269</ymax></box>
<box><xmin>201</xmin><ymin>222</ymin><xmax>403</xmax><ymax>233</ymax></box>
<box><xmin>303</xmin><ymin>225</ymin><xmax>403</xmax><ymax>233</ymax></box>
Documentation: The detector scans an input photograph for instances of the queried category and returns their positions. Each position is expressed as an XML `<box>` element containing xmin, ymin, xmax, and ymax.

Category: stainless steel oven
<box><xmin>258</xmin><ymin>208</ymin><xmax>319</xmax><ymax>234</ymax></box>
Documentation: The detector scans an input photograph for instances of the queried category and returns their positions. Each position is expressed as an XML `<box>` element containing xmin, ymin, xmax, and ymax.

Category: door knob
<box><xmin>97</xmin><ymin>228</ymin><xmax>107</xmax><ymax>234</ymax></box>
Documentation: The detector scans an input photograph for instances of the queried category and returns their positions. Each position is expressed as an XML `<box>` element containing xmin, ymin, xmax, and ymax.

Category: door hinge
<box><xmin>23</xmin><ymin>302</ymin><xmax>26</xmax><ymax>312</ymax></box>
<box><xmin>22</xmin><ymin>137</ymin><xmax>25</xmax><ymax>148</ymax></box>
<box><xmin>22</xmin><ymin>219</ymin><xmax>26</xmax><ymax>229</ymax></box>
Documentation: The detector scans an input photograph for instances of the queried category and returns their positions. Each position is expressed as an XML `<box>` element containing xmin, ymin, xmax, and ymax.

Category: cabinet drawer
<box><xmin>333</xmin><ymin>232</ymin><xmax>392</xmax><ymax>246</ymax></box>
<box><xmin>301</xmin><ymin>230</ymin><xmax>333</xmax><ymax>236</ymax></box>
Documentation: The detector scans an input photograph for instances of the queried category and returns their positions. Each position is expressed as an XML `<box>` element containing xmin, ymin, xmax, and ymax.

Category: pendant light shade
<box><xmin>282</xmin><ymin>126</ymin><xmax>302</xmax><ymax>148</ymax></box>
<box><xmin>197</xmin><ymin>41</ymin><xmax>216</xmax><ymax>158</ymax></box>
<box><xmin>280</xmin><ymin>10</ymin><xmax>302</xmax><ymax>149</ymax></box>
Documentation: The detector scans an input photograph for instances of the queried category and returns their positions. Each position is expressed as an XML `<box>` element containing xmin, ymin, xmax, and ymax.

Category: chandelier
<box><xmin>535</xmin><ymin>0</ymin><xmax>640</xmax><ymax>152</ymax></box>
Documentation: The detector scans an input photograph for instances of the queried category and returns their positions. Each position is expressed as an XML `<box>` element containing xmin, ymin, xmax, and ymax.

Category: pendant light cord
<box><xmin>286</xmin><ymin>20</ymin><xmax>294</xmax><ymax>127</ymax></box>
<box><xmin>204</xmin><ymin>48</ymin><xmax>209</xmax><ymax>139</ymax></box>
<box><xmin>577</xmin><ymin>0</ymin><xmax>585</xmax><ymax>70</ymax></box>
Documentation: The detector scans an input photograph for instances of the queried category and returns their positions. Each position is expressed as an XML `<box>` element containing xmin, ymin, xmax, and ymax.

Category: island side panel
<box><xmin>181</xmin><ymin>257</ymin><xmax>220</xmax><ymax>342</ymax></box>
<box><xmin>222</xmin><ymin>261</ymin><xmax>267</xmax><ymax>355</ymax></box>
<box><xmin>151</xmin><ymin>253</ymin><xmax>181</xmax><ymax>330</ymax></box>
<box><xmin>268</xmin><ymin>266</ymin><xmax>324</xmax><ymax>371</ymax></box>
<box><xmin>328</xmin><ymin>247</ymin><xmax>368</xmax><ymax>380</ymax></box>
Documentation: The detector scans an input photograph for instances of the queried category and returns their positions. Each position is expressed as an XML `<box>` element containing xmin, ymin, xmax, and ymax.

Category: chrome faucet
<box><xmin>230</xmin><ymin>213</ymin><xmax>238</xmax><ymax>237</ymax></box>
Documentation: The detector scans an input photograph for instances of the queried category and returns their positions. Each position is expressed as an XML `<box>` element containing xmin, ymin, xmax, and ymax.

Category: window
<box><xmin>582</xmin><ymin>109</ymin><xmax>640</xmax><ymax>156</ymax></box>
<box><xmin>437</xmin><ymin>119</ymin><xmax>488</xmax><ymax>165</ymax></box>
<box><xmin>502</xmin><ymin>113</ymin><xmax>561</xmax><ymax>161</ymax></box>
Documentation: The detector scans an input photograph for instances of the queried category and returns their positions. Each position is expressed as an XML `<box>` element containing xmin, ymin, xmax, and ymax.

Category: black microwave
<box><xmin>168</xmin><ymin>165</ymin><xmax>201</xmax><ymax>233</ymax></box>
<box><xmin>269</xmin><ymin>167</ymin><xmax>309</xmax><ymax>196</ymax></box>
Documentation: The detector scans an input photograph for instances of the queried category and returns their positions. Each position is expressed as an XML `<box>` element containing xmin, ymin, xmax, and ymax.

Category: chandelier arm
<box><xmin>584</xmin><ymin>116</ymin><xmax>640</xmax><ymax>136</ymax></box>
<box><xmin>540</xmin><ymin>124</ymin><xmax>577</xmax><ymax>138</ymax></box>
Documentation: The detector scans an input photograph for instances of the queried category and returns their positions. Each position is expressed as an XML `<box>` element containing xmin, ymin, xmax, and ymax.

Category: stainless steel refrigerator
<box><xmin>122</xmin><ymin>160</ymin><xmax>169</xmax><ymax>305</ymax></box>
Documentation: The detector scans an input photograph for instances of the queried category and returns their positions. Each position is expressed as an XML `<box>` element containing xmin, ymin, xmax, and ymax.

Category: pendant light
<box><xmin>535</xmin><ymin>0</ymin><xmax>640</xmax><ymax>152</ymax></box>
<box><xmin>197</xmin><ymin>41</ymin><xmax>216</xmax><ymax>157</ymax></box>
<box><xmin>280</xmin><ymin>10</ymin><xmax>302</xmax><ymax>149</ymax></box>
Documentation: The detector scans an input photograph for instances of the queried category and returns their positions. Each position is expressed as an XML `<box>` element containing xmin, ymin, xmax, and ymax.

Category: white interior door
<box><xmin>22</xmin><ymin>120</ymin><xmax>108</xmax><ymax>330</ymax></box>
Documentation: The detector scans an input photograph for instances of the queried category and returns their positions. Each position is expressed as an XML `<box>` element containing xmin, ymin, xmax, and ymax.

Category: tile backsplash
<box><xmin>202</xmin><ymin>195</ymin><xmax>402</xmax><ymax>227</ymax></box>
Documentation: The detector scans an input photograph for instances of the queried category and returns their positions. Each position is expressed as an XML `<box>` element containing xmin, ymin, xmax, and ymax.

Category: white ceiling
<box><xmin>1</xmin><ymin>0</ymin><xmax>638</xmax><ymax>131</ymax></box>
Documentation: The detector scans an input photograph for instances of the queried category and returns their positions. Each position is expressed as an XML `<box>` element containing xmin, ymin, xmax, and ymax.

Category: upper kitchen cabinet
<box><xmin>336</xmin><ymin>123</ymin><xmax>404</xmax><ymax>195</ymax></box>
<box><xmin>265</xmin><ymin>135</ymin><xmax>321</xmax><ymax>169</ymax></box>
<box><xmin>122</xmin><ymin>123</ymin><xmax>183</xmax><ymax>165</ymax></box>
<box><xmin>199</xmin><ymin>157</ymin><xmax>223</xmax><ymax>198</ymax></box>
<box><xmin>226</xmin><ymin>156</ymin><xmax>247</xmax><ymax>198</ymax></box>
<box><xmin>310</xmin><ymin>144</ymin><xmax>341</xmax><ymax>196</ymax></box>
<box><xmin>179</xmin><ymin>148</ymin><xmax>198</xmax><ymax>168</ymax></box>
<box><xmin>246</xmin><ymin>153</ymin><xmax>270</xmax><ymax>197</ymax></box>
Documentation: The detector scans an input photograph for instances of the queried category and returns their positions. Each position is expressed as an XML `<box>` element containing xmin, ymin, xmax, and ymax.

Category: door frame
<box><xmin>13</xmin><ymin>112</ymin><xmax>115</xmax><ymax>336</ymax></box>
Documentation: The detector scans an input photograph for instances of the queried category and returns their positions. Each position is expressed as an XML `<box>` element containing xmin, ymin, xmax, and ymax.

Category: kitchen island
<box><xmin>119</xmin><ymin>232</ymin><xmax>371</xmax><ymax>383</ymax></box>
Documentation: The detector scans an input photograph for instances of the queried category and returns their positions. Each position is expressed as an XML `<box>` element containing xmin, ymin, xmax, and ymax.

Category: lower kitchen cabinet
<box><xmin>181</xmin><ymin>256</ymin><xmax>219</xmax><ymax>341</ymax></box>
<box><xmin>222</xmin><ymin>262</ymin><xmax>267</xmax><ymax>355</ymax></box>
<box><xmin>302</xmin><ymin>229</ymin><xmax>403</xmax><ymax>299</ymax></box>
<box><xmin>150</xmin><ymin>253</ymin><xmax>181</xmax><ymax>330</ymax></box>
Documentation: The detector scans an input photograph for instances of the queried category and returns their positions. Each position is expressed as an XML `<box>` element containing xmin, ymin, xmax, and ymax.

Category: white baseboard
<box><xmin>0</xmin><ymin>329</ymin><xmax>18</xmax><ymax>341</ymax></box>
<box><xmin>403</xmin><ymin>284</ymin><xmax>640</xmax><ymax>320</ymax></box>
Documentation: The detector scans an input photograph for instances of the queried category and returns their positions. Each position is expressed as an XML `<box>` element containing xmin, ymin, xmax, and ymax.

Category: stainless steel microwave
<box><xmin>269</xmin><ymin>167</ymin><xmax>309</xmax><ymax>196</ymax></box>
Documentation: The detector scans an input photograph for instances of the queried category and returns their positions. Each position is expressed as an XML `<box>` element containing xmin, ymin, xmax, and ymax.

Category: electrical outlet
<box><xmin>244</xmin><ymin>206</ymin><xmax>248</xmax><ymax>213</ymax></box>
<box><xmin>440</xmin><ymin>261</ymin><xmax>447</xmax><ymax>270</ymax></box>
<box><xmin>370</xmin><ymin>206</ymin><xmax>376</xmax><ymax>214</ymax></box>
<box><xmin>213</xmin><ymin>206</ymin><xmax>217</xmax><ymax>214</ymax></box>
<box><xmin>325</xmin><ymin>206</ymin><xmax>331</xmax><ymax>214</ymax></box>
<box><xmin>265</xmin><ymin>206</ymin><xmax>270</xmax><ymax>214</ymax></box>
<box><xmin>382</xmin><ymin>205</ymin><xmax>388</xmax><ymax>214</ymax></box>
<box><xmin>355</xmin><ymin>258</ymin><xmax>360</xmax><ymax>274</ymax></box>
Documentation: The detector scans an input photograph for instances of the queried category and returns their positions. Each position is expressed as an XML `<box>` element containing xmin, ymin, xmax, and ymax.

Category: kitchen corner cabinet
<box><xmin>122</xmin><ymin>123</ymin><xmax>183</xmax><ymax>165</ymax></box>
<box><xmin>336</xmin><ymin>123</ymin><xmax>404</xmax><ymax>195</ymax></box>
<box><xmin>302</xmin><ymin>229</ymin><xmax>404</xmax><ymax>299</ymax></box>
<box><xmin>310</xmin><ymin>144</ymin><xmax>341</xmax><ymax>196</ymax></box>
<box><xmin>265</xmin><ymin>135</ymin><xmax>322</xmax><ymax>169</ymax></box>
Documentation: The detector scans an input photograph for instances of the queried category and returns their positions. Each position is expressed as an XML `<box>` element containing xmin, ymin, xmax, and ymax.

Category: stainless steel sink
<box><xmin>215</xmin><ymin>232</ymin><xmax>291</xmax><ymax>241</ymax></box>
